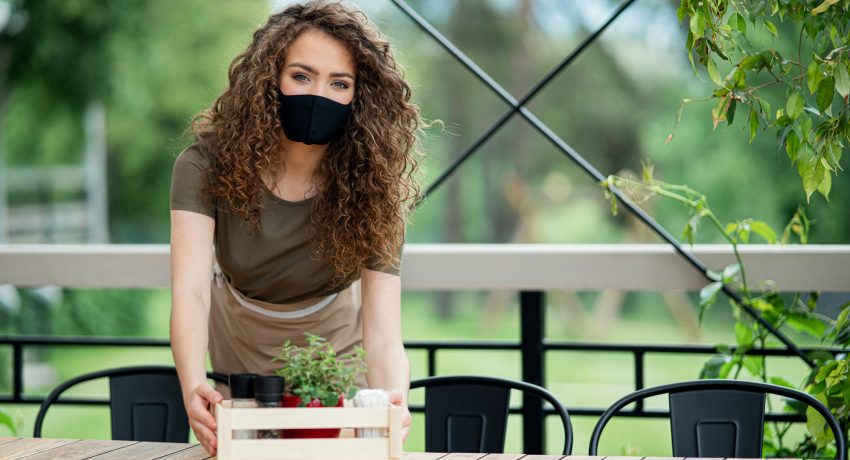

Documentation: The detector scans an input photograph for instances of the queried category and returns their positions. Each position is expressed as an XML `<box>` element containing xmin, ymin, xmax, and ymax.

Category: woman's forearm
<box><xmin>365</xmin><ymin>342</ymin><xmax>410</xmax><ymax>402</ymax></box>
<box><xmin>171</xmin><ymin>289</ymin><xmax>211</xmax><ymax>400</ymax></box>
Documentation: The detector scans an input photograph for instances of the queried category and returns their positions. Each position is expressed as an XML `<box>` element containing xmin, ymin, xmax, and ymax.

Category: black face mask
<box><xmin>276</xmin><ymin>90</ymin><xmax>352</xmax><ymax>145</ymax></box>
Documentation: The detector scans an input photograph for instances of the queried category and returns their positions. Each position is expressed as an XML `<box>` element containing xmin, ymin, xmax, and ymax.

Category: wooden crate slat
<box><xmin>227</xmin><ymin>406</ymin><xmax>392</xmax><ymax>429</ymax></box>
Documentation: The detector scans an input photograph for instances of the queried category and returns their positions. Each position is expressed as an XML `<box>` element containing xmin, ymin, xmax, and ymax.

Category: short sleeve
<box><xmin>170</xmin><ymin>144</ymin><xmax>216</xmax><ymax>218</ymax></box>
<box><xmin>366</xmin><ymin>239</ymin><xmax>404</xmax><ymax>276</ymax></box>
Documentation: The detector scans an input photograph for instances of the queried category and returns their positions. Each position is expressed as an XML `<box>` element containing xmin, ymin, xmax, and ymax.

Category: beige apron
<box><xmin>208</xmin><ymin>263</ymin><xmax>367</xmax><ymax>399</ymax></box>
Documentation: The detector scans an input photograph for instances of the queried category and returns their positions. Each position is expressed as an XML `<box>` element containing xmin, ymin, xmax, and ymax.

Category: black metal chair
<box><xmin>410</xmin><ymin>375</ymin><xmax>573</xmax><ymax>455</ymax></box>
<box><xmin>589</xmin><ymin>379</ymin><xmax>846</xmax><ymax>460</ymax></box>
<box><xmin>34</xmin><ymin>365</ymin><xmax>227</xmax><ymax>442</ymax></box>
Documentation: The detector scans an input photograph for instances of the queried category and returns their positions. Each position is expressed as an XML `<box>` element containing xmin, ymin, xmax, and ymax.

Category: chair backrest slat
<box><xmin>110</xmin><ymin>372</ymin><xmax>189</xmax><ymax>442</ymax></box>
<box><xmin>425</xmin><ymin>383</ymin><xmax>510</xmax><ymax>453</ymax></box>
<box><xmin>670</xmin><ymin>389</ymin><xmax>765</xmax><ymax>458</ymax></box>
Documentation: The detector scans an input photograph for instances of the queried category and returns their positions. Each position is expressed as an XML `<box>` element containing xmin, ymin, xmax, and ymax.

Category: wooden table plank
<box><xmin>479</xmin><ymin>455</ymin><xmax>526</xmax><ymax>459</ymax></box>
<box><xmin>0</xmin><ymin>437</ymin><xmax>21</xmax><ymax>446</ymax></box>
<box><xmin>521</xmin><ymin>456</ymin><xmax>568</xmax><ymax>460</ymax></box>
<box><xmin>403</xmin><ymin>453</ymin><xmax>448</xmax><ymax>460</ymax></box>
<box><xmin>0</xmin><ymin>437</ymin><xmax>78</xmax><ymax>459</ymax></box>
<box><xmin>604</xmin><ymin>457</ymin><xmax>645</xmax><ymax>460</ymax></box>
<box><xmin>438</xmin><ymin>454</ymin><xmax>488</xmax><ymax>460</ymax></box>
<box><xmin>84</xmin><ymin>441</ymin><xmax>196</xmax><ymax>459</ymax></box>
<box><xmin>15</xmin><ymin>439</ymin><xmax>138</xmax><ymax>460</ymax></box>
<box><xmin>155</xmin><ymin>444</ymin><xmax>212</xmax><ymax>459</ymax></box>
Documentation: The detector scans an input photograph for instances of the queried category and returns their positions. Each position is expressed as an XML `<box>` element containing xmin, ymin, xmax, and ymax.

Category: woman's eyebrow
<box><xmin>286</xmin><ymin>62</ymin><xmax>355</xmax><ymax>80</ymax></box>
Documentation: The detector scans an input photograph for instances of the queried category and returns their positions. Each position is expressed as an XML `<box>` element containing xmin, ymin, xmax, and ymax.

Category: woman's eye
<box><xmin>293</xmin><ymin>74</ymin><xmax>309</xmax><ymax>81</ymax></box>
<box><xmin>332</xmin><ymin>81</ymin><xmax>350</xmax><ymax>89</ymax></box>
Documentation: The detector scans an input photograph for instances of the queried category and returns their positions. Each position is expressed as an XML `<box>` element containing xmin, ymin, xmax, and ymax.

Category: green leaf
<box><xmin>805</xmin><ymin>161</ymin><xmax>826</xmax><ymax>202</ymax></box>
<box><xmin>786</xmin><ymin>92</ymin><xmax>804</xmax><ymax>120</ymax></box>
<box><xmin>727</xmin><ymin>98</ymin><xmax>737</xmax><ymax>126</ymax></box>
<box><xmin>722</xmin><ymin>263</ymin><xmax>741</xmax><ymax>283</ymax></box>
<box><xmin>748</xmin><ymin>107</ymin><xmax>759</xmax><ymax>143</ymax></box>
<box><xmin>707</xmin><ymin>58</ymin><xmax>722</xmax><ymax>86</ymax></box>
<box><xmin>785</xmin><ymin>129</ymin><xmax>800</xmax><ymax>162</ymax></box>
<box><xmin>749</xmin><ymin>220</ymin><xmax>777</xmax><ymax>243</ymax></box>
<box><xmin>818</xmin><ymin>167</ymin><xmax>832</xmax><ymax>200</ymax></box>
<box><xmin>812</xmin><ymin>0</ymin><xmax>840</xmax><ymax>14</ymax></box>
<box><xmin>764</xmin><ymin>20</ymin><xmax>778</xmax><ymax>37</ymax></box>
<box><xmin>742</xmin><ymin>355</ymin><xmax>763</xmax><ymax>376</ymax></box>
<box><xmin>683</xmin><ymin>214</ymin><xmax>700</xmax><ymax>244</ymax></box>
<box><xmin>797</xmin><ymin>144</ymin><xmax>812</xmax><ymax>175</ymax></box>
<box><xmin>816</xmin><ymin>76</ymin><xmax>835</xmax><ymax>112</ymax></box>
<box><xmin>735</xmin><ymin>321</ymin><xmax>754</xmax><ymax>347</ymax></box>
<box><xmin>732</xmin><ymin>68</ymin><xmax>747</xmax><ymax>88</ymax></box>
<box><xmin>807</xmin><ymin>60</ymin><xmax>822</xmax><ymax>94</ymax></box>
<box><xmin>770</xmin><ymin>376</ymin><xmax>796</xmax><ymax>388</ymax></box>
<box><xmin>786</xmin><ymin>314</ymin><xmax>827</xmax><ymax>338</ymax></box>
<box><xmin>700</xmin><ymin>354</ymin><xmax>732</xmax><ymax>379</ymax></box>
<box><xmin>711</xmin><ymin>96</ymin><xmax>729</xmax><ymax>129</ymax></box>
<box><xmin>690</xmin><ymin>11</ymin><xmax>706</xmax><ymax>36</ymax></box>
<box><xmin>699</xmin><ymin>281</ymin><xmax>723</xmax><ymax>322</ymax></box>
<box><xmin>807</xmin><ymin>403</ymin><xmax>833</xmax><ymax>448</ymax></box>
<box><xmin>734</xmin><ymin>12</ymin><xmax>747</xmax><ymax>34</ymax></box>
<box><xmin>835</xmin><ymin>64</ymin><xmax>850</xmax><ymax>98</ymax></box>
<box><xmin>0</xmin><ymin>409</ymin><xmax>17</xmax><ymax>436</ymax></box>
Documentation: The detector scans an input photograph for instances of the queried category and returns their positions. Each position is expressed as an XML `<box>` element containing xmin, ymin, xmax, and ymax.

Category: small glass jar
<box><xmin>253</xmin><ymin>375</ymin><xmax>285</xmax><ymax>439</ymax></box>
<box><xmin>229</xmin><ymin>373</ymin><xmax>258</xmax><ymax>439</ymax></box>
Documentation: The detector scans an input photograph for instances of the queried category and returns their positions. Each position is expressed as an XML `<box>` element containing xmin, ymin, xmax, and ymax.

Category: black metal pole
<box><xmin>634</xmin><ymin>350</ymin><xmax>645</xmax><ymax>413</ymax></box>
<box><xmin>13</xmin><ymin>343</ymin><xmax>23</xmax><ymax>401</ymax></box>
<box><xmin>520</xmin><ymin>291</ymin><xmax>545</xmax><ymax>454</ymax></box>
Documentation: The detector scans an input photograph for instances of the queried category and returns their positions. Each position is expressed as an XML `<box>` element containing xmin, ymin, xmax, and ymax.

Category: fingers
<box><xmin>191</xmin><ymin>419</ymin><xmax>218</xmax><ymax>456</ymax></box>
<box><xmin>401</xmin><ymin>405</ymin><xmax>412</xmax><ymax>442</ymax></box>
<box><xmin>187</xmin><ymin>384</ymin><xmax>219</xmax><ymax>455</ymax></box>
<box><xmin>189</xmin><ymin>395</ymin><xmax>218</xmax><ymax>432</ymax></box>
<box><xmin>196</xmin><ymin>383</ymin><xmax>224</xmax><ymax>405</ymax></box>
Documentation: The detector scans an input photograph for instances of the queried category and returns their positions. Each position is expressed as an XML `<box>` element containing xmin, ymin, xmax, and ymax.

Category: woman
<box><xmin>169</xmin><ymin>1</ymin><xmax>422</xmax><ymax>454</ymax></box>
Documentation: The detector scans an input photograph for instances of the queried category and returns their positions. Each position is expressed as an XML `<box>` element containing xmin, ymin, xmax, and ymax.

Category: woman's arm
<box><xmin>170</xmin><ymin>209</ymin><xmax>221</xmax><ymax>454</ymax></box>
<box><xmin>360</xmin><ymin>268</ymin><xmax>411</xmax><ymax>440</ymax></box>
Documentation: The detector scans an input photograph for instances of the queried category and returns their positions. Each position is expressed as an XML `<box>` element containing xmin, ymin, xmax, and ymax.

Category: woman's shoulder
<box><xmin>174</xmin><ymin>137</ymin><xmax>214</xmax><ymax>170</ymax></box>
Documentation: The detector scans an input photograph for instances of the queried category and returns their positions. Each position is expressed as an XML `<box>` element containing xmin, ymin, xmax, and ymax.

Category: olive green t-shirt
<box><xmin>169</xmin><ymin>143</ymin><xmax>401</xmax><ymax>304</ymax></box>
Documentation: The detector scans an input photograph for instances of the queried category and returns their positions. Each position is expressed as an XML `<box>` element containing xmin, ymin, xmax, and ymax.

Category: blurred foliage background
<box><xmin>0</xmin><ymin>0</ymin><xmax>847</xmax><ymax>454</ymax></box>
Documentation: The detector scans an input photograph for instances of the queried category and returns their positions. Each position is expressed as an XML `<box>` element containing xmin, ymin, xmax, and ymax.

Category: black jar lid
<box><xmin>253</xmin><ymin>375</ymin><xmax>285</xmax><ymax>403</ymax></box>
<box><xmin>229</xmin><ymin>373</ymin><xmax>257</xmax><ymax>399</ymax></box>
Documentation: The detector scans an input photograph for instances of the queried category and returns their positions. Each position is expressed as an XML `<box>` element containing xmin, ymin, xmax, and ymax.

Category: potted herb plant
<box><xmin>272</xmin><ymin>332</ymin><xmax>367</xmax><ymax>438</ymax></box>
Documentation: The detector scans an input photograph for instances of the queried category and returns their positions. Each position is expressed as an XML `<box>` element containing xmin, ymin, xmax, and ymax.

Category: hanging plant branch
<box><xmin>671</xmin><ymin>0</ymin><xmax>849</xmax><ymax>202</ymax></box>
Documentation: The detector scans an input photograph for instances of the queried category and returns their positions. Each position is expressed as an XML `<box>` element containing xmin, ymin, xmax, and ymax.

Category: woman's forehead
<box><xmin>284</xmin><ymin>29</ymin><xmax>356</xmax><ymax>76</ymax></box>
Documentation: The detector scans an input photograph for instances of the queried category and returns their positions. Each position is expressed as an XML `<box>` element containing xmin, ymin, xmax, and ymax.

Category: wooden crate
<box><xmin>215</xmin><ymin>400</ymin><xmax>403</xmax><ymax>460</ymax></box>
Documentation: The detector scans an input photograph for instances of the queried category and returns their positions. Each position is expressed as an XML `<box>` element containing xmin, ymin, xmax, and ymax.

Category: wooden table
<box><xmin>0</xmin><ymin>437</ymin><xmax>632</xmax><ymax>459</ymax></box>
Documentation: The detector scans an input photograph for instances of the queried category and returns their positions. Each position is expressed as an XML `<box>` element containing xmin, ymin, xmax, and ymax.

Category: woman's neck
<box><xmin>264</xmin><ymin>132</ymin><xmax>328</xmax><ymax>200</ymax></box>
<box><xmin>277</xmin><ymin>132</ymin><xmax>327</xmax><ymax>178</ymax></box>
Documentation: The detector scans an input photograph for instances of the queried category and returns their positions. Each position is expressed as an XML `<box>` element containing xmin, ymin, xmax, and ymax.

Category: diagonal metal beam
<box><xmin>391</xmin><ymin>0</ymin><xmax>815</xmax><ymax>368</ymax></box>
<box><xmin>391</xmin><ymin>0</ymin><xmax>638</xmax><ymax>199</ymax></box>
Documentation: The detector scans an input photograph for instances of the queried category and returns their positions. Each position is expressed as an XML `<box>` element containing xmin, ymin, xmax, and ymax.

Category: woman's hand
<box><xmin>388</xmin><ymin>389</ymin><xmax>411</xmax><ymax>441</ymax></box>
<box><xmin>185</xmin><ymin>383</ymin><xmax>223</xmax><ymax>456</ymax></box>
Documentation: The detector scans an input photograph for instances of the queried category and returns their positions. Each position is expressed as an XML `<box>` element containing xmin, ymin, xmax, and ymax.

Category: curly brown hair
<box><xmin>191</xmin><ymin>0</ymin><xmax>426</xmax><ymax>288</ymax></box>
